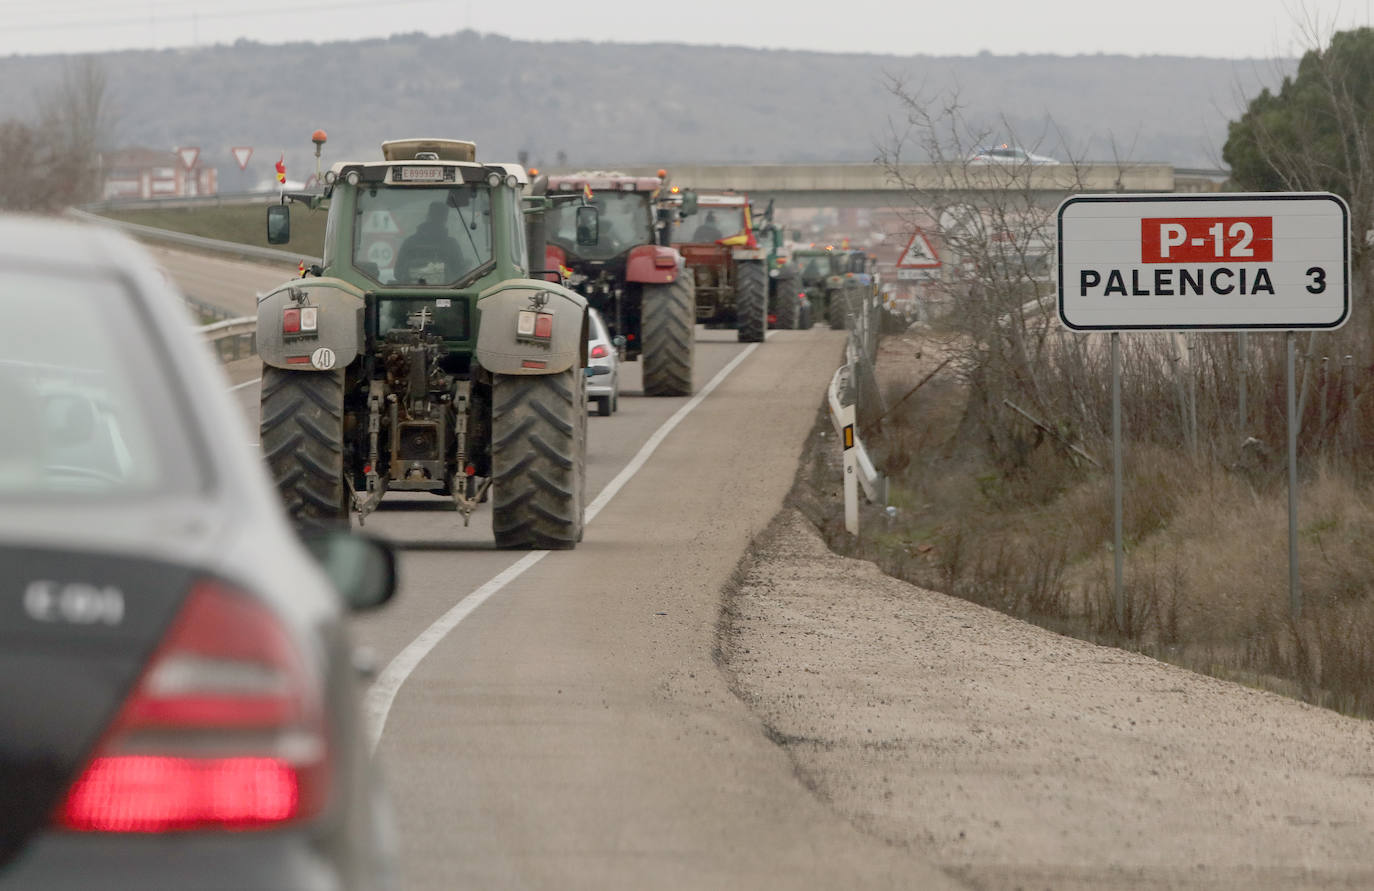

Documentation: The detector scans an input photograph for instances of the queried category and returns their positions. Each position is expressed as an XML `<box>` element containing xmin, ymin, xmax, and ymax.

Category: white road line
<box><xmin>229</xmin><ymin>376</ymin><xmax>261</xmax><ymax>392</ymax></box>
<box><xmin>365</xmin><ymin>343</ymin><xmax>761</xmax><ymax>751</ymax></box>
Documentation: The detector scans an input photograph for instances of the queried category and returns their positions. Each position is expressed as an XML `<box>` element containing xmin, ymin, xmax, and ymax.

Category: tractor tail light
<box><xmin>518</xmin><ymin>310</ymin><xmax>554</xmax><ymax>341</ymax></box>
<box><xmin>282</xmin><ymin>308</ymin><xmax>300</xmax><ymax>334</ymax></box>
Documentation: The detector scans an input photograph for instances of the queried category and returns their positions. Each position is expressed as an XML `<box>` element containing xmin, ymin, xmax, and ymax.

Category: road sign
<box><xmin>1057</xmin><ymin>193</ymin><xmax>1349</xmax><ymax>331</ymax></box>
<box><xmin>176</xmin><ymin>146</ymin><xmax>200</xmax><ymax>170</ymax></box>
<box><xmin>897</xmin><ymin>267</ymin><xmax>939</xmax><ymax>282</ymax></box>
<box><xmin>897</xmin><ymin>229</ymin><xmax>940</xmax><ymax>268</ymax></box>
<box><xmin>230</xmin><ymin>146</ymin><xmax>253</xmax><ymax>170</ymax></box>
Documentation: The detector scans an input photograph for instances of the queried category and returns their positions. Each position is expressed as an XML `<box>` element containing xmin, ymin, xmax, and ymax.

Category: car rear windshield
<box><xmin>354</xmin><ymin>185</ymin><xmax>493</xmax><ymax>286</ymax></box>
<box><xmin>0</xmin><ymin>269</ymin><xmax>203</xmax><ymax>499</ymax></box>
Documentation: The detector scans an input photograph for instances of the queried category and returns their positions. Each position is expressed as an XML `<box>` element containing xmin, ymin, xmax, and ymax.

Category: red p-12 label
<box><xmin>1141</xmin><ymin>217</ymin><xmax>1273</xmax><ymax>263</ymax></box>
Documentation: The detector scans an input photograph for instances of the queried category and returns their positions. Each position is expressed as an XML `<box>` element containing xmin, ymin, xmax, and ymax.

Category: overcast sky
<box><xmin>0</xmin><ymin>0</ymin><xmax>1365</xmax><ymax>58</ymax></box>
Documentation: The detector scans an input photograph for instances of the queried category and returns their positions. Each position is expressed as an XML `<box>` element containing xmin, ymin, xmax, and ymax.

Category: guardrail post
<box><xmin>841</xmin><ymin>400</ymin><xmax>858</xmax><ymax>535</ymax></box>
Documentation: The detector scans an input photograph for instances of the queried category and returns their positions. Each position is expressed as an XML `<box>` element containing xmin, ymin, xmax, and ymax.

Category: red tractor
<box><xmin>668</xmin><ymin>190</ymin><xmax>768</xmax><ymax>343</ymax></box>
<box><xmin>543</xmin><ymin>171</ymin><xmax>695</xmax><ymax>396</ymax></box>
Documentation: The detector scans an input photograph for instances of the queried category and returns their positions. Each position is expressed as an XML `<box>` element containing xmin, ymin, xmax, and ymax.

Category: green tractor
<box><xmin>793</xmin><ymin>245</ymin><xmax>845</xmax><ymax>328</ymax></box>
<box><xmin>755</xmin><ymin>217</ymin><xmax>807</xmax><ymax>330</ymax></box>
<box><xmin>791</xmin><ymin>245</ymin><xmax>877</xmax><ymax>329</ymax></box>
<box><xmin>257</xmin><ymin>138</ymin><xmax>595</xmax><ymax>549</ymax></box>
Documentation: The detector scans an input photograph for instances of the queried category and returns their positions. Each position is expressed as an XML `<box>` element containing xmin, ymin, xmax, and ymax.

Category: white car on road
<box><xmin>586</xmin><ymin>307</ymin><xmax>621</xmax><ymax>417</ymax></box>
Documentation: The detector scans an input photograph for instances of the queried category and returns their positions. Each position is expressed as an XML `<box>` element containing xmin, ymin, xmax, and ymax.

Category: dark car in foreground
<box><xmin>0</xmin><ymin>216</ymin><xmax>398</xmax><ymax>890</ymax></box>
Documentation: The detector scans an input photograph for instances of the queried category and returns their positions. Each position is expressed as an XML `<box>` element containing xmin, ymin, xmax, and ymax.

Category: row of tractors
<box><xmin>253</xmin><ymin>136</ymin><xmax>880</xmax><ymax>550</ymax></box>
<box><xmin>542</xmin><ymin>170</ymin><xmax>881</xmax><ymax>360</ymax></box>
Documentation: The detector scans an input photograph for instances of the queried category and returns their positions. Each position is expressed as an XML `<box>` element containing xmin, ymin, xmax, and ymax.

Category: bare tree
<box><xmin>876</xmin><ymin>76</ymin><xmax>1102</xmax><ymax>476</ymax></box>
<box><xmin>0</xmin><ymin>57</ymin><xmax>113</xmax><ymax>212</ymax></box>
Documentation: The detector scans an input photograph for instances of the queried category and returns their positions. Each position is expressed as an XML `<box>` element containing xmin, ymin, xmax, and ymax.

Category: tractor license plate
<box><xmin>398</xmin><ymin>166</ymin><xmax>444</xmax><ymax>182</ymax></box>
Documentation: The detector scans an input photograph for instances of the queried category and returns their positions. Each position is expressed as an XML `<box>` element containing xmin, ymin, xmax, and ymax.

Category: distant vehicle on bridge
<box><xmin>968</xmin><ymin>144</ymin><xmax>1060</xmax><ymax>166</ymax></box>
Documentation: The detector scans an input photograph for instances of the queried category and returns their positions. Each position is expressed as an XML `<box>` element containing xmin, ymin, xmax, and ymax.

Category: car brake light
<box><xmin>589</xmin><ymin>344</ymin><xmax>608</xmax><ymax>359</ymax></box>
<box><xmin>56</xmin><ymin>579</ymin><xmax>327</xmax><ymax>833</ymax></box>
<box><xmin>282</xmin><ymin>308</ymin><xmax>301</xmax><ymax>334</ymax></box>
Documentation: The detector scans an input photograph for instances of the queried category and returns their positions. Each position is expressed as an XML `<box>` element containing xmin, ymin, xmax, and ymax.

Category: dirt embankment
<box><xmin>718</xmin><ymin>424</ymin><xmax>1374</xmax><ymax>890</ymax></box>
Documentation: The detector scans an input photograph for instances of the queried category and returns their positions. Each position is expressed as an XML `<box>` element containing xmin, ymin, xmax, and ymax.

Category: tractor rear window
<box><xmin>672</xmin><ymin>205</ymin><xmax>746</xmax><ymax>245</ymax></box>
<box><xmin>547</xmin><ymin>192</ymin><xmax>652</xmax><ymax>261</ymax></box>
<box><xmin>354</xmin><ymin>185</ymin><xmax>493</xmax><ymax>286</ymax></box>
<box><xmin>797</xmin><ymin>254</ymin><xmax>836</xmax><ymax>283</ymax></box>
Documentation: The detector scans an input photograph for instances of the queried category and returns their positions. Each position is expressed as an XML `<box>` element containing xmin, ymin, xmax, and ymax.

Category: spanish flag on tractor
<box><xmin>275</xmin><ymin>155</ymin><xmax>286</xmax><ymax>184</ymax></box>
<box><xmin>582</xmin><ymin>183</ymin><xmax>593</xmax><ymax>201</ymax></box>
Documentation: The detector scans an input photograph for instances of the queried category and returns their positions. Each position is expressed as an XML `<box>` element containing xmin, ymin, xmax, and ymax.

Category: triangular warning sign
<box><xmin>177</xmin><ymin>146</ymin><xmax>200</xmax><ymax>170</ymax></box>
<box><xmin>230</xmin><ymin>146</ymin><xmax>253</xmax><ymax>170</ymax></box>
<box><xmin>898</xmin><ymin>229</ymin><xmax>941</xmax><ymax>268</ymax></box>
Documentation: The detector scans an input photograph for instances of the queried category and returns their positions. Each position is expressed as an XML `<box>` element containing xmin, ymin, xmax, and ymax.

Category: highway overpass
<box><xmin>546</xmin><ymin>162</ymin><xmax>1229</xmax><ymax>209</ymax></box>
<box><xmin>87</xmin><ymin>163</ymin><xmax>1230</xmax><ymax>213</ymax></box>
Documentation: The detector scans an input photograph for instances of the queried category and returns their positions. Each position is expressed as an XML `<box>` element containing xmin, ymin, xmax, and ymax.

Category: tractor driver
<box><xmin>395</xmin><ymin>200</ymin><xmax>467</xmax><ymax>285</ymax></box>
<box><xmin>691</xmin><ymin>211</ymin><xmax>723</xmax><ymax>243</ymax></box>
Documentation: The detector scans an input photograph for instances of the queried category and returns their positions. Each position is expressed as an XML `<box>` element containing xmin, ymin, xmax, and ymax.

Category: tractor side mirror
<box><xmin>575</xmin><ymin>205</ymin><xmax>599</xmax><ymax>246</ymax></box>
<box><xmin>266</xmin><ymin>204</ymin><xmax>291</xmax><ymax>244</ymax></box>
<box><xmin>679</xmin><ymin>191</ymin><xmax>699</xmax><ymax>216</ymax></box>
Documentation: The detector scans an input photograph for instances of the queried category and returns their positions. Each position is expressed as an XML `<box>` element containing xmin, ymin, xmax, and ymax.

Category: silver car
<box><xmin>0</xmin><ymin>216</ymin><xmax>398</xmax><ymax>891</ymax></box>
<box><xmin>586</xmin><ymin>307</ymin><xmax>621</xmax><ymax>416</ymax></box>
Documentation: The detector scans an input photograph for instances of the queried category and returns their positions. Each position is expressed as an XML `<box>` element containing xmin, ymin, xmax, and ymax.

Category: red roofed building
<box><xmin>100</xmin><ymin>147</ymin><xmax>217</xmax><ymax>200</ymax></box>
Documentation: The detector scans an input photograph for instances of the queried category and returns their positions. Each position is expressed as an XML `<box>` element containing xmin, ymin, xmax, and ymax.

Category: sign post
<box><xmin>1058</xmin><ymin>193</ymin><xmax>1349</xmax><ymax>623</ymax></box>
<box><xmin>842</xmin><ymin>404</ymin><xmax>858</xmax><ymax>536</ymax></box>
<box><xmin>176</xmin><ymin>146</ymin><xmax>200</xmax><ymax>197</ymax></box>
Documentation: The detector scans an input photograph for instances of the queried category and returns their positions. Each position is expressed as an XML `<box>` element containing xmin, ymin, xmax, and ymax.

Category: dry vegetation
<box><xmin>840</xmin><ymin>328</ymin><xmax>1374</xmax><ymax>719</ymax></box>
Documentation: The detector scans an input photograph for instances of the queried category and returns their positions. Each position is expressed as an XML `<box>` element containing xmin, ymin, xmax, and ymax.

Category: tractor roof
<box><xmin>381</xmin><ymin>138</ymin><xmax>477</xmax><ymax>162</ymax></box>
<box><xmin>694</xmin><ymin>191</ymin><xmax>749</xmax><ymax>206</ymax></box>
<box><xmin>547</xmin><ymin>171</ymin><xmax>663</xmax><ymax>193</ymax></box>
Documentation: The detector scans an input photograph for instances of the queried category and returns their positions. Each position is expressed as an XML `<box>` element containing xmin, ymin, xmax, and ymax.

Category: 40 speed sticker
<box><xmin>311</xmin><ymin>347</ymin><xmax>337</xmax><ymax>369</ymax></box>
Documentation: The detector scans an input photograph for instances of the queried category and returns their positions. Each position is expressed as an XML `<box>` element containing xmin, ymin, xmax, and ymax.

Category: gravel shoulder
<box><xmin>719</xmin><ymin>456</ymin><xmax>1374</xmax><ymax>889</ymax></box>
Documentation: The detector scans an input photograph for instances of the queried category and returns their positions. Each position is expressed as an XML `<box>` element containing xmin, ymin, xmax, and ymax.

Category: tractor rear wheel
<box><xmin>260</xmin><ymin>365</ymin><xmax>350</xmax><ymax>529</ymax></box>
<box><xmin>641</xmin><ymin>272</ymin><xmax>695</xmax><ymax>397</ymax></box>
<box><xmin>491</xmin><ymin>368</ymin><xmax>585</xmax><ymax>549</ymax></box>
<box><xmin>736</xmin><ymin>260</ymin><xmax>766</xmax><ymax>343</ymax></box>
<box><xmin>826</xmin><ymin>286</ymin><xmax>850</xmax><ymax>329</ymax></box>
<box><xmin>772</xmin><ymin>268</ymin><xmax>802</xmax><ymax>329</ymax></box>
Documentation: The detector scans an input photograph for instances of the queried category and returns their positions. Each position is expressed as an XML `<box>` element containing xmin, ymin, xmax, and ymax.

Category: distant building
<box><xmin>100</xmin><ymin>147</ymin><xmax>218</xmax><ymax>200</ymax></box>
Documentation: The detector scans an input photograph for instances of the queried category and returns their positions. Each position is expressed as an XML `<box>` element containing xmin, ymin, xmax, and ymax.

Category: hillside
<box><xmin>0</xmin><ymin>31</ymin><xmax>1291</xmax><ymax>189</ymax></box>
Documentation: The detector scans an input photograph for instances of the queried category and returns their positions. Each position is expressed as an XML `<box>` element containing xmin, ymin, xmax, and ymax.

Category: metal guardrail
<box><xmin>82</xmin><ymin>192</ymin><xmax>277</xmax><ymax>213</ymax></box>
<box><xmin>198</xmin><ymin>316</ymin><xmax>257</xmax><ymax>362</ymax></box>
<box><xmin>65</xmin><ymin>208</ymin><xmax>321</xmax><ymax>267</ymax></box>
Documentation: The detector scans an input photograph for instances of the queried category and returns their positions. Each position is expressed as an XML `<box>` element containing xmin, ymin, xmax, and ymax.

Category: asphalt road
<box><xmin>164</xmin><ymin>245</ymin><xmax>954</xmax><ymax>888</ymax></box>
